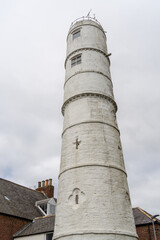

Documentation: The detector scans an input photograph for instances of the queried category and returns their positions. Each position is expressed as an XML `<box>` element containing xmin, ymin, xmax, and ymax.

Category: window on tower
<box><xmin>71</xmin><ymin>54</ymin><xmax>81</xmax><ymax>67</ymax></box>
<box><xmin>73</xmin><ymin>29</ymin><xmax>80</xmax><ymax>39</ymax></box>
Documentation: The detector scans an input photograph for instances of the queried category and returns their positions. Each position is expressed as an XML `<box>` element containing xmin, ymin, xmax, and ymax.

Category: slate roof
<box><xmin>0</xmin><ymin>178</ymin><xmax>47</xmax><ymax>220</ymax></box>
<box><xmin>13</xmin><ymin>207</ymin><xmax>160</xmax><ymax>238</ymax></box>
<box><xmin>13</xmin><ymin>215</ymin><xmax>55</xmax><ymax>237</ymax></box>
<box><xmin>133</xmin><ymin>207</ymin><xmax>160</xmax><ymax>226</ymax></box>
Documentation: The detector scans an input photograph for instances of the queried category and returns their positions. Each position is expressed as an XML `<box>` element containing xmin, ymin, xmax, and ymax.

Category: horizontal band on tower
<box><xmin>64</xmin><ymin>47</ymin><xmax>111</xmax><ymax>68</ymax></box>
<box><xmin>61</xmin><ymin>92</ymin><xmax>117</xmax><ymax>115</ymax></box>
<box><xmin>53</xmin><ymin>229</ymin><xmax>138</xmax><ymax>240</ymax></box>
<box><xmin>64</xmin><ymin>70</ymin><xmax>113</xmax><ymax>88</ymax></box>
<box><xmin>62</xmin><ymin>121</ymin><xmax>120</xmax><ymax>136</ymax></box>
<box><xmin>58</xmin><ymin>163</ymin><xmax>127</xmax><ymax>179</ymax></box>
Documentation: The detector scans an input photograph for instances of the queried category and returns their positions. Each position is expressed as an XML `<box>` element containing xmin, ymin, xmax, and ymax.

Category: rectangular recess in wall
<box><xmin>71</xmin><ymin>54</ymin><xmax>81</xmax><ymax>67</ymax></box>
<box><xmin>73</xmin><ymin>29</ymin><xmax>80</xmax><ymax>39</ymax></box>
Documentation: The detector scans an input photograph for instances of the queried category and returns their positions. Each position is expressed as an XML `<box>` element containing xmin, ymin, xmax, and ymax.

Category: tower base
<box><xmin>53</xmin><ymin>231</ymin><xmax>138</xmax><ymax>240</ymax></box>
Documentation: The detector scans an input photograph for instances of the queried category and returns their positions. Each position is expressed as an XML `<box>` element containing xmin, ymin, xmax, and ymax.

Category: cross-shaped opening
<box><xmin>73</xmin><ymin>137</ymin><xmax>81</xmax><ymax>150</ymax></box>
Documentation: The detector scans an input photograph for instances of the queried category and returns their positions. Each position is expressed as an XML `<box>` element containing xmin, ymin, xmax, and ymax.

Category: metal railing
<box><xmin>71</xmin><ymin>16</ymin><xmax>102</xmax><ymax>27</ymax></box>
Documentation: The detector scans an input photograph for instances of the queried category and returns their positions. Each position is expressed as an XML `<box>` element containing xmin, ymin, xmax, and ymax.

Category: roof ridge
<box><xmin>35</xmin><ymin>214</ymin><xmax>55</xmax><ymax>220</ymax></box>
<box><xmin>136</xmin><ymin>207</ymin><xmax>160</xmax><ymax>223</ymax></box>
<box><xmin>137</xmin><ymin>207</ymin><xmax>152</xmax><ymax>220</ymax></box>
<box><xmin>0</xmin><ymin>178</ymin><xmax>44</xmax><ymax>195</ymax></box>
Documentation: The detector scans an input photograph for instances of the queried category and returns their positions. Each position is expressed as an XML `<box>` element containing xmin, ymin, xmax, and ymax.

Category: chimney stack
<box><xmin>45</xmin><ymin>179</ymin><xmax>49</xmax><ymax>186</ymax></box>
<box><xmin>38</xmin><ymin>181</ymin><xmax>41</xmax><ymax>188</ymax></box>
<box><xmin>49</xmin><ymin>178</ymin><xmax>52</xmax><ymax>186</ymax></box>
<box><xmin>36</xmin><ymin>179</ymin><xmax>54</xmax><ymax>198</ymax></box>
<box><xmin>42</xmin><ymin>180</ymin><xmax>45</xmax><ymax>187</ymax></box>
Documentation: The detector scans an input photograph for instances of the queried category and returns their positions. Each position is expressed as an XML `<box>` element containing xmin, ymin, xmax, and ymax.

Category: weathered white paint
<box><xmin>54</xmin><ymin>18</ymin><xmax>138</xmax><ymax>240</ymax></box>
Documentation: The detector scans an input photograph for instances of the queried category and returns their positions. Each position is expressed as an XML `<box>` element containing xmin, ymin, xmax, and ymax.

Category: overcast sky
<box><xmin>0</xmin><ymin>0</ymin><xmax>160</xmax><ymax>215</ymax></box>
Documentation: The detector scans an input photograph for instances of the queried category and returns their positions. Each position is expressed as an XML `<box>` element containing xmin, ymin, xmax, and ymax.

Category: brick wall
<box><xmin>36</xmin><ymin>179</ymin><xmax>54</xmax><ymax>198</ymax></box>
<box><xmin>0</xmin><ymin>214</ymin><xmax>30</xmax><ymax>240</ymax></box>
<box><xmin>36</xmin><ymin>185</ymin><xmax>54</xmax><ymax>198</ymax></box>
<box><xmin>136</xmin><ymin>223</ymin><xmax>160</xmax><ymax>240</ymax></box>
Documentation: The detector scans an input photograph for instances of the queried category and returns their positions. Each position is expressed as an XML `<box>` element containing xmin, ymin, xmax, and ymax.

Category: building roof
<box><xmin>13</xmin><ymin>207</ymin><xmax>159</xmax><ymax>238</ymax></box>
<box><xmin>13</xmin><ymin>215</ymin><xmax>55</xmax><ymax>237</ymax></box>
<box><xmin>133</xmin><ymin>207</ymin><xmax>160</xmax><ymax>226</ymax></box>
<box><xmin>0</xmin><ymin>178</ymin><xmax>47</xmax><ymax>220</ymax></box>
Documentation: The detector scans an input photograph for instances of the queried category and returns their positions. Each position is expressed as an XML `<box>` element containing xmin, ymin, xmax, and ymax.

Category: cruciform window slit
<box><xmin>73</xmin><ymin>137</ymin><xmax>81</xmax><ymax>149</ymax></box>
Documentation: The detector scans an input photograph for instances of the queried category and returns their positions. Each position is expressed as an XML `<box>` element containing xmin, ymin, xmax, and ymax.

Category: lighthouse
<box><xmin>53</xmin><ymin>17</ymin><xmax>138</xmax><ymax>240</ymax></box>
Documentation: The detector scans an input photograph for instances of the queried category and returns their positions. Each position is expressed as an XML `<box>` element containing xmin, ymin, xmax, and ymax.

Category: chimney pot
<box><xmin>42</xmin><ymin>180</ymin><xmax>45</xmax><ymax>187</ymax></box>
<box><xmin>46</xmin><ymin>179</ymin><xmax>49</xmax><ymax>186</ymax></box>
<box><xmin>38</xmin><ymin>181</ymin><xmax>41</xmax><ymax>188</ymax></box>
<box><xmin>49</xmin><ymin>178</ymin><xmax>52</xmax><ymax>186</ymax></box>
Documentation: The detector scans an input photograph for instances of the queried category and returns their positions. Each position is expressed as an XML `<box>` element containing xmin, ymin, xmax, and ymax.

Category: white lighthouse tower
<box><xmin>53</xmin><ymin>17</ymin><xmax>138</xmax><ymax>240</ymax></box>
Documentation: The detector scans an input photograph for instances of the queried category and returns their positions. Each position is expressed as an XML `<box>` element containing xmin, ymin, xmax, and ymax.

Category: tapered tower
<box><xmin>54</xmin><ymin>17</ymin><xmax>138</xmax><ymax>240</ymax></box>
